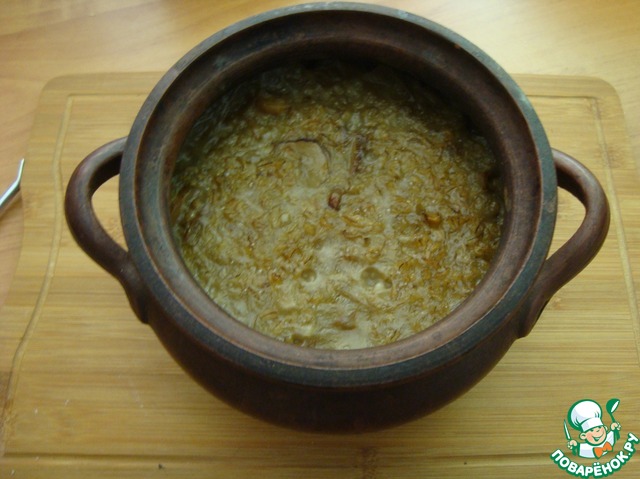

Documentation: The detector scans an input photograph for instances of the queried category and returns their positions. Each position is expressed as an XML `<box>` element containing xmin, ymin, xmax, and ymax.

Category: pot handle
<box><xmin>518</xmin><ymin>149</ymin><xmax>610</xmax><ymax>337</ymax></box>
<box><xmin>64</xmin><ymin>137</ymin><xmax>149</xmax><ymax>323</ymax></box>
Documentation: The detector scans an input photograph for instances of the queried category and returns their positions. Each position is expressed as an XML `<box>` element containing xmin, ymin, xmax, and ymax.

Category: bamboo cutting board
<box><xmin>1</xmin><ymin>73</ymin><xmax>639</xmax><ymax>478</ymax></box>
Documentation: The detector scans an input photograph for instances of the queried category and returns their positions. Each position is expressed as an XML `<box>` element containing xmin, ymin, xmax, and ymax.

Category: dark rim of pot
<box><xmin>120</xmin><ymin>3</ymin><xmax>557</xmax><ymax>388</ymax></box>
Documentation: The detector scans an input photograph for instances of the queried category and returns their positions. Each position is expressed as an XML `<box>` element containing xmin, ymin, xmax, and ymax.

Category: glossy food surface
<box><xmin>171</xmin><ymin>61</ymin><xmax>503</xmax><ymax>349</ymax></box>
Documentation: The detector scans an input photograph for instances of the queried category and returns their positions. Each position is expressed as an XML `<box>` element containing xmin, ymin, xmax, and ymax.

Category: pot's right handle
<box><xmin>64</xmin><ymin>137</ymin><xmax>149</xmax><ymax>323</ymax></box>
<box><xmin>518</xmin><ymin>149</ymin><xmax>610</xmax><ymax>337</ymax></box>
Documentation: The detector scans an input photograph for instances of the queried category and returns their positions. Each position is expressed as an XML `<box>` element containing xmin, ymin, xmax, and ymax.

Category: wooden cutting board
<box><xmin>1</xmin><ymin>73</ymin><xmax>639</xmax><ymax>478</ymax></box>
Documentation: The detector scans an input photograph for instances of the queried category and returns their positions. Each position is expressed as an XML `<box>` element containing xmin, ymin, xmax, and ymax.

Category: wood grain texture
<box><xmin>0</xmin><ymin>72</ymin><xmax>638</xmax><ymax>478</ymax></box>
<box><xmin>1</xmin><ymin>0</ymin><xmax>640</xmax><ymax>311</ymax></box>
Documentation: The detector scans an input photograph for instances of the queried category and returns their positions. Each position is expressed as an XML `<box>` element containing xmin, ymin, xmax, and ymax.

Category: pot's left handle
<box><xmin>65</xmin><ymin>137</ymin><xmax>149</xmax><ymax>323</ymax></box>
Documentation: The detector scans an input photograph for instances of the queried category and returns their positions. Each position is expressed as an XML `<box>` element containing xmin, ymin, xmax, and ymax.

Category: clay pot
<box><xmin>64</xmin><ymin>3</ymin><xmax>609</xmax><ymax>432</ymax></box>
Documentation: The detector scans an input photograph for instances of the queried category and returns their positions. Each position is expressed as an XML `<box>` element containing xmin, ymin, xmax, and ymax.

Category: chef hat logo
<box><xmin>568</xmin><ymin>399</ymin><xmax>604</xmax><ymax>433</ymax></box>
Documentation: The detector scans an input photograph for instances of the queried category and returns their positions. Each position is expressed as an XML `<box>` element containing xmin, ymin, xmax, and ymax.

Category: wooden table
<box><xmin>1</xmin><ymin>1</ymin><xmax>640</xmax><ymax>307</ymax></box>
<box><xmin>1</xmin><ymin>2</ymin><xmax>639</xmax><ymax>478</ymax></box>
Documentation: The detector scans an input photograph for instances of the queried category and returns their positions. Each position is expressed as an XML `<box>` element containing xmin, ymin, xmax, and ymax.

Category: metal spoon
<box><xmin>0</xmin><ymin>159</ymin><xmax>25</xmax><ymax>219</ymax></box>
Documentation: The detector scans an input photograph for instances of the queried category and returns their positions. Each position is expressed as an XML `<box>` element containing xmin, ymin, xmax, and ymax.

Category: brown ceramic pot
<box><xmin>64</xmin><ymin>3</ymin><xmax>610</xmax><ymax>432</ymax></box>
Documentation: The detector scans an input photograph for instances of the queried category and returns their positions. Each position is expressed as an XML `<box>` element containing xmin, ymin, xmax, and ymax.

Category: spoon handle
<box><xmin>0</xmin><ymin>158</ymin><xmax>25</xmax><ymax>219</ymax></box>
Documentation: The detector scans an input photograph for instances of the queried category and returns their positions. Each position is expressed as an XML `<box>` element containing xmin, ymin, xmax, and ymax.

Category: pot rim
<box><xmin>120</xmin><ymin>2</ymin><xmax>557</xmax><ymax>388</ymax></box>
